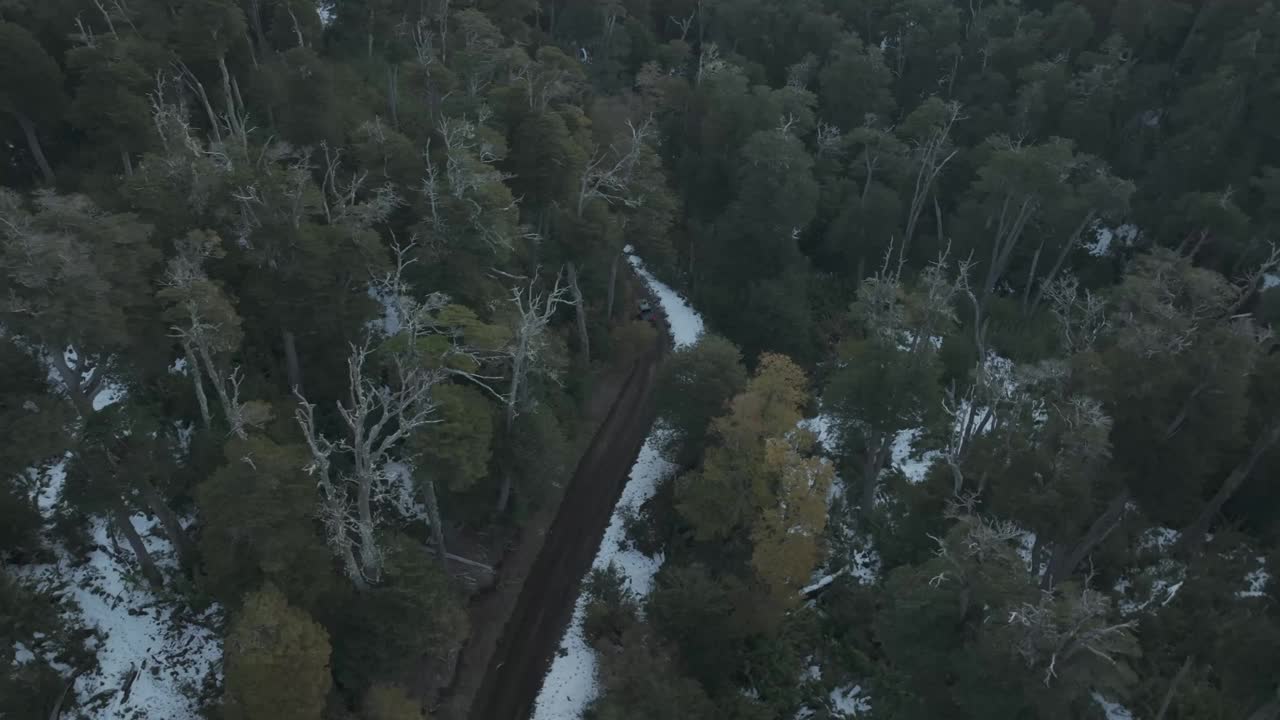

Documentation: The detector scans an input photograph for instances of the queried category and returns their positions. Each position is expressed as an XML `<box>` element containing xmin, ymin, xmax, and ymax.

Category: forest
<box><xmin>1</xmin><ymin>0</ymin><xmax>1279</xmax><ymax>719</ymax></box>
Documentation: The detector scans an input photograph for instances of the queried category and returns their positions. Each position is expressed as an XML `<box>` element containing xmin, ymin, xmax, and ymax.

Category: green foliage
<box><xmin>223</xmin><ymin>585</ymin><xmax>332</xmax><ymax>720</ymax></box>
<box><xmin>196</xmin><ymin>437</ymin><xmax>342</xmax><ymax>612</ymax></box>
<box><xmin>655</xmin><ymin>334</ymin><xmax>748</xmax><ymax>461</ymax></box>
<box><xmin>648</xmin><ymin>563</ymin><xmax>748</xmax><ymax>693</ymax></box>
<box><xmin>331</xmin><ymin>536</ymin><xmax>467</xmax><ymax>691</ymax></box>
<box><xmin>4</xmin><ymin>1</ymin><xmax>1280</xmax><ymax>717</ymax></box>
<box><xmin>361</xmin><ymin>683</ymin><xmax>424</xmax><ymax>720</ymax></box>
<box><xmin>675</xmin><ymin>354</ymin><xmax>809</xmax><ymax>540</ymax></box>
<box><xmin>582</xmin><ymin>563</ymin><xmax>641</xmax><ymax>645</ymax></box>
<box><xmin>408</xmin><ymin>383</ymin><xmax>495</xmax><ymax>492</ymax></box>
<box><xmin>583</xmin><ymin>626</ymin><xmax>717</xmax><ymax>720</ymax></box>
<box><xmin>0</xmin><ymin>190</ymin><xmax>161</xmax><ymax>355</ymax></box>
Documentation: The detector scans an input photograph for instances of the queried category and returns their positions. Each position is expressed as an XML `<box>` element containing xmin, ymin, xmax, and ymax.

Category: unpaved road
<box><xmin>467</xmin><ymin>336</ymin><xmax>663</xmax><ymax>720</ymax></box>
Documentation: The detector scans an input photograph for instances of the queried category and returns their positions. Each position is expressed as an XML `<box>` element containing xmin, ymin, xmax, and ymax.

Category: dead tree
<box><xmin>1005</xmin><ymin>581</ymin><xmax>1138</xmax><ymax>687</ymax></box>
<box><xmin>493</xmin><ymin>266</ymin><xmax>572</xmax><ymax>513</ymax></box>
<box><xmin>160</xmin><ymin>232</ymin><xmax>254</xmax><ymax>438</ymax></box>
<box><xmin>296</xmin><ymin>343</ymin><xmax>446</xmax><ymax>590</ymax></box>
<box><xmin>568</xmin><ymin>117</ymin><xmax>656</xmax><ymax>362</ymax></box>
<box><xmin>901</xmin><ymin>101</ymin><xmax>962</xmax><ymax>265</ymax></box>
<box><xmin>298</xmin><ymin>245</ymin><xmax>503</xmax><ymax>586</ymax></box>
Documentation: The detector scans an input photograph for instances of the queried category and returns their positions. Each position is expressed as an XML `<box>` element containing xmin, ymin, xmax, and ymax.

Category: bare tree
<box><xmin>159</xmin><ymin>231</ymin><xmax>263</xmax><ymax>438</ymax></box>
<box><xmin>901</xmin><ymin>101</ymin><xmax>962</xmax><ymax>264</ymax></box>
<box><xmin>1005</xmin><ymin>580</ymin><xmax>1138</xmax><ymax>686</ymax></box>
<box><xmin>567</xmin><ymin>116</ymin><xmax>656</xmax><ymax>361</ymax></box>
<box><xmin>297</xmin><ymin>244</ymin><xmax>503</xmax><ymax>587</ymax></box>
<box><xmin>492</xmin><ymin>266</ymin><xmax>572</xmax><ymax>512</ymax></box>
<box><xmin>296</xmin><ymin>343</ymin><xmax>444</xmax><ymax>589</ymax></box>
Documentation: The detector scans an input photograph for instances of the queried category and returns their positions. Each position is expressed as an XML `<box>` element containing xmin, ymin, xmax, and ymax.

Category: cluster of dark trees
<box><xmin>2</xmin><ymin>0</ymin><xmax>1279</xmax><ymax>719</ymax></box>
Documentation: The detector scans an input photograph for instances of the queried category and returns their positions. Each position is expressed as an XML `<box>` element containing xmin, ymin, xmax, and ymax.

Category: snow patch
<box><xmin>802</xmin><ymin>569</ymin><xmax>844</xmax><ymax>596</ymax></box>
<box><xmin>889</xmin><ymin>428</ymin><xmax>939</xmax><ymax>485</ymax></box>
<box><xmin>1238</xmin><ymin>556</ymin><xmax>1271</xmax><ymax>599</ymax></box>
<box><xmin>531</xmin><ymin>429</ymin><xmax>677</xmax><ymax>720</ymax></box>
<box><xmin>382</xmin><ymin>461</ymin><xmax>426</xmax><ymax>522</ymax></box>
<box><xmin>829</xmin><ymin>684</ymin><xmax>872</xmax><ymax>717</ymax></box>
<box><xmin>367</xmin><ymin>285</ymin><xmax>402</xmax><ymax>337</ymax></box>
<box><xmin>1091</xmin><ymin>692</ymin><xmax>1135</xmax><ymax>720</ymax></box>
<box><xmin>626</xmin><ymin>252</ymin><xmax>704</xmax><ymax>348</ymax></box>
<box><xmin>17</xmin><ymin>462</ymin><xmax>223</xmax><ymax>719</ymax></box>
<box><xmin>1118</xmin><ymin>559</ymin><xmax>1186</xmax><ymax>616</ymax></box>
<box><xmin>92</xmin><ymin>380</ymin><xmax>127</xmax><ymax>412</ymax></box>
<box><xmin>316</xmin><ymin>1</ymin><xmax>335</xmax><ymax>27</ymax></box>
<box><xmin>798</xmin><ymin>413</ymin><xmax>839</xmax><ymax>453</ymax></box>
<box><xmin>1087</xmin><ymin>223</ymin><xmax>1140</xmax><ymax>258</ymax></box>
<box><xmin>12</xmin><ymin>642</ymin><xmax>35</xmax><ymax>665</ymax></box>
<box><xmin>1138</xmin><ymin>527</ymin><xmax>1180</xmax><ymax>553</ymax></box>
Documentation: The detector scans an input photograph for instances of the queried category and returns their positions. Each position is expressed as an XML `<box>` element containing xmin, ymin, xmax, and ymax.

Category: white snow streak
<box><xmin>530</xmin><ymin>431</ymin><xmax>677</xmax><ymax>720</ymax></box>
<box><xmin>828</xmin><ymin>684</ymin><xmax>872</xmax><ymax>716</ymax></box>
<box><xmin>626</xmin><ymin>252</ymin><xmax>704</xmax><ymax>348</ymax></box>
<box><xmin>1091</xmin><ymin>692</ymin><xmax>1135</xmax><ymax>720</ymax></box>
<box><xmin>92</xmin><ymin>381</ymin><xmax>127</xmax><ymax>412</ymax></box>
<box><xmin>533</xmin><ymin>250</ymin><xmax>698</xmax><ymax>718</ymax></box>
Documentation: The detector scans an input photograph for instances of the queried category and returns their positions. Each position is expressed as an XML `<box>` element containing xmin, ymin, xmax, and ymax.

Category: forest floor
<box><xmin>433</xmin><ymin>274</ymin><xmax>664</xmax><ymax>720</ymax></box>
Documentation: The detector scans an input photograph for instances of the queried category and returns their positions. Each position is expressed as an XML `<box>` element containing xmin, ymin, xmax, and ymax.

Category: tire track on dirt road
<box><xmin>468</xmin><ymin>336</ymin><xmax>662</xmax><ymax>720</ymax></box>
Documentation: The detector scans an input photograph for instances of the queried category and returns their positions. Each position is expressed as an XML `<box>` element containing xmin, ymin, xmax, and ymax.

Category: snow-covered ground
<box><xmin>14</xmin><ymin>380</ymin><xmax>223</xmax><ymax>720</ymax></box>
<box><xmin>19</xmin><ymin>460</ymin><xmax>223</xmax><ymax>720</ymax></box>
<box><xmin>531</xmin><ymin>252</ymin><xmax>700</xmax><ymax>720</ymax></box>
<box><xmin>625</xmin><ymin>249</ymin><xmax>704</xmax><ymax>348</ymax></box>
<box><xmin>531</xmin><ymin>432</ymin><xmax>676</xmax><ymax>720</ymax></box>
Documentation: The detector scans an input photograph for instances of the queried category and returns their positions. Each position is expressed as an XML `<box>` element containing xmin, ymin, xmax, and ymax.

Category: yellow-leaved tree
<box><xmin>751</xmin><ymin>434</ymin><xmax>834</xmax><ymax>605</ymax></box>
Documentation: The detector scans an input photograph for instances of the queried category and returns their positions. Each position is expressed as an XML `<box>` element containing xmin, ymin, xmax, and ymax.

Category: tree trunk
<box><xmin>183</xmin><ymin>343</ymin><xmax>212</xmax><ymax>429</ymax></box>
<box><xmin>112</xmin><ymin>504</ymin><xmax>163</xmax><ymax>589</ymax></box>
<box><xmin>567</xmin><ymin>262</ymin><xmax>590</xmax><ymax>363</ymax></box>
<box><xmin>1179</xmin><ymin>416</ymin><xmax>1280</xmax><ymax>556</ymax></box>
<box><xmin>1042</xmin><ymin>490</ymin><xmax>1129</xmax><ymax>590</ymax></box>
<box><xmin>120</xmin><ymin>148</ymin><xmax>133</xmax><ymax>178</ymax></box>
<box><xmin>135</xmin><ymin>476</ymin><xmax>193</xmax><ymax>575</ymax></box>
<box><xmin>388</xmin><ymin>64</ymin><xmax>399</xmax><ymax>128</ymax></box>
<box><xmin>356</xmin><ymin>475</ymin><xmax>379</xmax><ymax>583</ymax></box>
<box><xmin>248</xmin><ymin>0</ymin><xmax>270</xmax><ymax>56</ymax></box>
<box><xmin>12</xmin><ymin>111</ymin><xmax>56</xmax><ymax>185</ymax></box>
<box><xmin>422</xmin><ymin>473</ymin><xmax>448</xmax><ymax>570</ymax></box>
<box><xmin>1029</xmin><ymin>532</ymin><xmax>1046</xmax><ymax>578</ymax></box>
<box><xmin>1247</xmin><ymin>687</ymin><xmax>1280</xmax><ymax>720</ymax></box>
<box><xmin>606</xmin><ymin>249</ymin><xmax>622</xmax><ymax>324</ymax></box>
<box><xmin>282</xmin><ymin>326</ymin><xmax>304</xmax><ymax>395</ymax></box>
<box><xmin>1029</xmin><ymin>212</ymin><xmax>1096</xmax><ymax>313</ymax></box>
<box><xmin>1022</xmin><ymin>238</ymin><xmax>1045</xmax><ymax>310</ymax></box>
<box><xmin>195</xmin><ymin>342</ymin><xmax>242</xmax><ymax>437</ymax></box>
<box><xmin>48</xmin><ymin>348</ymin><xmax>94</xmax><ymax>419</ymax></box>
<box><xmin>860</xmin><ymin>434</ymin><xmax>892</xmax><ymax>516</ymax></box>
<box><xmin>495</xmin><ymin>468</ymin><xmax>514</xmax><ymax>515</ymax></box>
<box><xmin>1155</xmin><ymin>656</ymin><xmax>1194</xmax><ymax>720</ymax></box>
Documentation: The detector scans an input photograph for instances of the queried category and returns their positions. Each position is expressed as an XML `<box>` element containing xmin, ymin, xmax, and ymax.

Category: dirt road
<box><xmin>466</xmin><ymin>337</ymin><xmax>662</xmax><ymax>720</ymax></box>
